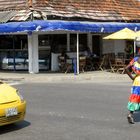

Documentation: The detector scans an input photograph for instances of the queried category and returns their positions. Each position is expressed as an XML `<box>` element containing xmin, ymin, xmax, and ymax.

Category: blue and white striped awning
<box><xmin>0</xmin><ymin>20</ymin><xmax>140</xmax><ymax>34</ymax></box>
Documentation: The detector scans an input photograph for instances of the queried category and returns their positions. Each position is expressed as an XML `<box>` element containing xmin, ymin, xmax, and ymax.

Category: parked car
<box><xmin>0</xmin><ymin>81</ymin><xmax>26</xmax><ymax>126</ymax></box>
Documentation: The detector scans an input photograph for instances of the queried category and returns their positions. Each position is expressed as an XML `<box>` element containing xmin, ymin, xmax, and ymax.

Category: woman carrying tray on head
<box><xmin>125</xmin><ymin>55</ymin><xmax>140</xmax><ymax>124</ymax></box>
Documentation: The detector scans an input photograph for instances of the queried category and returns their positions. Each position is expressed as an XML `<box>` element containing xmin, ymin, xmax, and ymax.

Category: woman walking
<box><xmin>125</xmin><ymin>56</ymin><xmax>140</xmax><ymax>124</ymax></box>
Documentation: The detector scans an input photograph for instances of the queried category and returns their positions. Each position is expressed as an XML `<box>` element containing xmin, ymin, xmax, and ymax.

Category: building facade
<box><xmin>0</xmin><ymin>0</ymin><xmax>139</xmax><ymax>73</ymax></box>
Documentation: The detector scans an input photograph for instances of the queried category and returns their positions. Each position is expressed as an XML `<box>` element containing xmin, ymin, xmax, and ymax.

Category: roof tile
<box><xmin>0</xmin><ymin>0</ymin><xmax>27</xmax><ymax>10</ymax></box>
<box><xmin>0</xmin><ymin>0</ymin><xmax>140</xmax><ymax>21</ymax></box>
<box><xmin>31</xmin><ymin>0</ymin><xmax>140</xmax><ymax>21</ymax></box>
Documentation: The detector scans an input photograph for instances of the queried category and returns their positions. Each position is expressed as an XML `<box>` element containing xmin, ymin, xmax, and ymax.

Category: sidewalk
<box><xmin>0</xmin><ymin>71</ymin><xmax>131</xmax><ymax>83</ymax></box>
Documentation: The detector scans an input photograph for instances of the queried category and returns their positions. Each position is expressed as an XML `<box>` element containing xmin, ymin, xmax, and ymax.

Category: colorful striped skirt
<box><xmin>128</xmin><ymin>75</ymin><xmax>140</xmax><ymax>111</ymax></box>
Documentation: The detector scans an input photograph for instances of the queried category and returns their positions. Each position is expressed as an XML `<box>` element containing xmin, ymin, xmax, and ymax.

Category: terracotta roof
<box><xmin>0</xmin><ymin>0</ymin><xmax>140</xmax><ymax>22</ymax></box>
<box><xmin>0</xmin><ymin>0</ymin><xmax>27</xmax><ymax>10</ymax></box>
<box><xmin>0</xmin><ymin>11</ymin><xmax>17</xmax><ymax>23</ymax></box>
<box><xmin>32</xmin><ymin>0</ymin><xmax>140</xmax><ymax>21</ymax></box>
<box><xmin>10</xmin><ymin>10</ymin><xmax>43</xmax><ymax>21</ymax></box>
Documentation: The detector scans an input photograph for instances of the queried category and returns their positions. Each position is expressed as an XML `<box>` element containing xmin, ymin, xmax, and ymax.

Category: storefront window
<box><xmin>0</xmin><ymin>35</ymin><xmax>28</xmax><ymax>70</ymax></box>
<box><xmin>39</xmin><ymin>35</ymin><xmax>50</xmax><ymax>46</ymax></box>
<box><xmin>51</xmin><ymin>34</ymin><xmax>67</xmax><ymax>53</ymax></box>
<box><xmin>70</xmin><ymin>34</ymin><xmax>87</xmax><ymax>52</ymax></box>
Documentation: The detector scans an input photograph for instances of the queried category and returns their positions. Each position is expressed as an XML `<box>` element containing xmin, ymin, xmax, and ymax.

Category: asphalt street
<box><xmin>0</xmin><ymin>80</ymin><xmax>140</xmax><ymax>140</ymax></box>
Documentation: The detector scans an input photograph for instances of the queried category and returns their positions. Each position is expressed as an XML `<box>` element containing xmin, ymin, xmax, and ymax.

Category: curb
<box><xmin>0</xmin><ymin>72</ymin><xmax>131</xmax><ymax>83</ymax></box>
<box><xmin>23</xmin><ymin>75</ymin><xmax>131</xmax><ymax>83</ymax></box>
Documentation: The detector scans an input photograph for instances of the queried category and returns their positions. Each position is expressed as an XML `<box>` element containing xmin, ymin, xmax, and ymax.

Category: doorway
<box><xmin>38</xmin><ymin>35</ymin><xmax>51</xmax><ymax>71</ymax></box>
<box><xmin>92</xmin><ymin>35</ymin><xmax>101</xmax><ymax>57</ymax></box>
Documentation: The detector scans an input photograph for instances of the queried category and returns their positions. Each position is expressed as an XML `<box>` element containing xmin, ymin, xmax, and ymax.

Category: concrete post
<box><xmin>76</xmin><ymin>33</ymin><xmax>79</xmax><ymax>75</ymax></box>
<box><xmin>67</xmin><ymin>33</ymin><xmax>70</xmax><ymax>52</ymax></box>
<box><xmin>28</xmin><ymin>33</ymin><xmax>39</xmax><ymax>73</ymax></box>
<box><xmin>87</xmin><ymin>33</ymin><xmax>92</xmax><ymax>52</ymax></box>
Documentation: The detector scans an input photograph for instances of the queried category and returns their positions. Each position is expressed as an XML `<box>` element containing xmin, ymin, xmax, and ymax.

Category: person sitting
<box><xmin>58</xmin><ymin>51</ymin><xmax>71</xmax><ymax>73</ymax></box>
<box><xmin>60</xmin><ymin>50</ymin><xmax>69</xmax><ymax>61</ymax></box>
<box><xmin>83</xmin><ymin>47</ymin><xmax>92</xmax><ymax>57</ymax></box>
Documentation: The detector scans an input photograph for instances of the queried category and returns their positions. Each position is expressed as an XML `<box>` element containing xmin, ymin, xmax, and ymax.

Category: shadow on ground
<box><xmin>0</xmin><ymin>120</ymin><xmax>31</xmax><ymax>135</ymax></box>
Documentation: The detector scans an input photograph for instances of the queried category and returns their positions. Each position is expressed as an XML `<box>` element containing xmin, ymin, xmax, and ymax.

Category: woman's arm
<box><xmin>125</xmin><ymin>64</ymin><xmax>135</xmax><ymax>80</ymax></box>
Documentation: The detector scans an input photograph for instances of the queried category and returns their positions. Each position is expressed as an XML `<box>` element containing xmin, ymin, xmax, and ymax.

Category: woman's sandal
<box><xmin>127</xmin><ymin>114</ymin><xmax>135</xmax><ymax>124</ymax></box>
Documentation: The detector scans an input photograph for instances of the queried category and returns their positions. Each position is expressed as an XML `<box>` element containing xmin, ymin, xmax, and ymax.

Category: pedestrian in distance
<box><xmin>125</xmin><ymin>55</ymin><xmax>140</xmax><ymax>124</ymax></box>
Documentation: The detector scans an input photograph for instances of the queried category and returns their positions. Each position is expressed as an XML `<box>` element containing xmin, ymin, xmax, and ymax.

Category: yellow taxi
<box><xmin>0</xmin><ymin>81</ymin><xmax>26</xmax><ymax>126</ymax></box>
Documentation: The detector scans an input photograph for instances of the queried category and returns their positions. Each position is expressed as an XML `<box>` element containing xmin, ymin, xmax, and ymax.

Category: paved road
<box><xmin>0</xmin><ymin>81</ymin><xmax>140</xmax><ymax>140</ymax></box>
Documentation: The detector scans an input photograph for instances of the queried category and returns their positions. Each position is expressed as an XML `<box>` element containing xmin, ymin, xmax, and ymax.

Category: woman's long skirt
<box><xmin>128</xmin><ymin>76</ymin><xmax>140</xmax><ymax>111</ymax></box>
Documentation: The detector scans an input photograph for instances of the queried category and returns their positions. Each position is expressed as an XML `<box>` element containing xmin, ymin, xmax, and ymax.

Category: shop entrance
<box><xmin>92</xmin><ymin>35</ymin><xmax>101</xmax><ymax>57</ymax></box>
<box><xmin>38</xmin><ymin>35</ymin><xmax>51</xmax><ymax>71</ymax></box>
<box><xmin>38</xmin><ymin>34</ymin><xmax>67</xmax><ymax>71</ymax></box>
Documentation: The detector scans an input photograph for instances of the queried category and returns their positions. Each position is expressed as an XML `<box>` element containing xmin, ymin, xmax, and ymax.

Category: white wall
<box><xmin>102</xmin><ymin>37</ymin><xmax>125</xmax><ymax>55</ymax></box>
<box><xmin>51</xmin><ymin>52</ymin><xmax>77</xmax><ymax>71</ymax></box>
<box><xmin>114</xmin><ymin>40</ymin><xmax>125</xmax><ymax>55</ymax></box>
<box><xmin>102</xmin><ymin>39</ymin><xmax>114</xmax><ymax>54</ymax></box>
